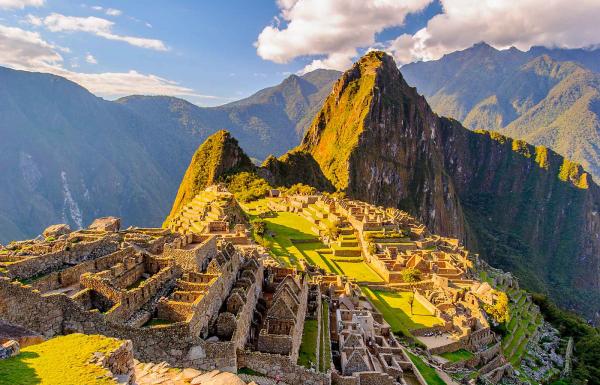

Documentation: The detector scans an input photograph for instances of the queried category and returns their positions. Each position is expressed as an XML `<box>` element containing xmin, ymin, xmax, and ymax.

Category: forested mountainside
<box><xmin>263</xmin><ymin>51</ymin><xmax>600</xmax><ymax>321</ymax></box>
<box><xmin>402</xmin><ymin>43</ymin><xmax>600</xmax><ymax>180</ymax></box>
<box><xmin>0</xmin><ymin>67</ymin><xmax>338</xmax><ymax>243</ymax></box>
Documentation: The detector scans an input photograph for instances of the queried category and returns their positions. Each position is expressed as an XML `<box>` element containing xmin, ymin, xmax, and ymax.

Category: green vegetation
<box><xmin>332</xmin><ymin>260</ymin><xmax>384</xmax><ymax>283</ymax></box>
<box><xmin>143</xmin><ymin>318</ymin><xmax>174</xmax><ymax>327</ymax></box>
<box><xmin>438</xmin><ymin>349</ymin><xmax>474</xmax><ymax>363</ymax></box>
<box><xmin>484</xmin><ymin>290</ymin><xmax>510</xmax><ymax>323</ymax></box>
<box><xmin>225</xmin><ymin>171</ymin><xmax>272</xmax><ymax>202</ymax></box>
<box><xmin>533</xmin><ymin>294</ymin><xmax>600</xmax><ymax>385</ymax></box>
<box><xmin>401</xmin><ymin>268</ymin><xmax>422</xmax><ymax>283</ymax></box>
<box><xmin>406</xmin><ymin>351</ymin><xmax>447</xmax><ymax>385</ymax></box>
<box><xmin>284</xmin><ymin>183</ymin><xmax>317</xmax><ymax>195</ymax></box>
<box><xmin>0</xmin><ymin>333</ymin><xmax>122</xmax><ymax>385</ymax></box>
<box><xmin>300</xmin><ymin>51</ymin><xmax>383</xmax><ymax>190</ymax></box>
<box><xmin>165</xmin><ymin>130</ymin><xmax>253</xmax><ymax>225</ymax></box>
<box><xmin>319</xmin><ymin>301</ymin><xmax>331</xmax><ymax>372</ymax></box>
<box><xmin>362</xmin><ymin>287</ymin><xmax>443</xmax><ymax>338</ymax></box>
<box><xmin>44</xmin><ymin>237</ymin><xmax>56</xmax><ymax>242</ymax></box>
<box><xmin>298</xmin><ymin>319</ymin><xmax>319</xmax><ymax>369</ymax></box>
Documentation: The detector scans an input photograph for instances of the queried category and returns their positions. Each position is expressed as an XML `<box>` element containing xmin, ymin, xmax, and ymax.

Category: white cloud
<box><xmin>387</xmin><ymin>0</ymin><xmax>600</xmax><ymax>64</ymax></box>
<box><xmin>32</xmin><ymin>13</ymin><xmax>167</xmax><ymax>51</ymax></box>
<box><xmin>105</xmin><ymin>8</ymin><xmax>121</xmax><ymax>17</ymax></box>
<box><xmin>255</xmin><ymin>0</ymin><xmax>433</xmax><ymax>72</ymax></box>
<box><xmin>91</xmin><ymin>5</ymin><xmax>122</xmax><ymax>17</ymax></box>
<box><xmin>85</xmin><ymin>53</ymin><xmax>97</xmax><ymax>64</ymax></box>
<box><xmin>0</xmin><ymin>0</ymin><xmax>44</xmax><ymax>9</ymax></box>
<box><xmin>0</xmin><ymin>23</ymin><xmax>208</xmax><ymax>100</ymax></box>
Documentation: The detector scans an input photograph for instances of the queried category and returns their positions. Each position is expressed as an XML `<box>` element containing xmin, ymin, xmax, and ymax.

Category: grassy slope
<box><xmin>0</xmin><ymin>334</ymin><xmax>122</xmax><ymax>385</ymax></box>
<box><xmin>362</xmin><ymin>287</ymin><xmax>443</xmax><ymax>336</ymax></box>
<box><xmin>406</xmin><ymin>351</ymin><xmax>447</xmax><ymax>385</ymax></box>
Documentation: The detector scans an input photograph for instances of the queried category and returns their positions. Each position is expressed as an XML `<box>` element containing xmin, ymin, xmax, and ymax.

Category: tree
<box><xmin>484</xmin><ymin>291</ymin><xmax>510</xmax><ymax>324</ymax></box>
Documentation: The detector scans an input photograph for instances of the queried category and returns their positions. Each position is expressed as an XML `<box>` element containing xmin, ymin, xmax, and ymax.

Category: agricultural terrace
<box><xmin>362</xmin><ymin>287</ymin><xmax>443</xmax><ymax>337</ymax></box>
<box><xmin>241</xmin><ymin>199</ymin><xmax>383</xmax><ymax>283</ymax></box>
<box><xmin>501</xmin><ymin>286</ymin><xmax>543</xmax><ymax>365</ymax></box>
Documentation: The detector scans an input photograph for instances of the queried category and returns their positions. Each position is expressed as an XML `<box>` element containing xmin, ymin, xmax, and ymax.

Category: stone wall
<box><xmin>238</xmin><ymin>350</ymin><xmax>330</xmax><ymax>385</ymax></box>
<box><xmin>0</xmin><ymin>277</ymin><xmax>237</xmax><ymax>370</ymax></box>
<box><xmin>5</xmin><ymin>236</ymin><xmax>119</xmax><ymax>280</ymax></box>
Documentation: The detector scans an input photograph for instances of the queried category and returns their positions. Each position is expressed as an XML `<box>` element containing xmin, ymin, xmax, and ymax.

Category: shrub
<box><xmin>285</xmin><ymin>183</ymin><xmax>317</xmax><ymax>196</ymax></box>
<box><xmin>367</xmin><ymin>242</ymin><xmax>377</xmax><ymax>255</ymax></box>
<box><xmin>251</xmin><ymin>219</ymin><xmax>266</xmax><ymax>236</ymax></box>
<box><xmin>225</xmin><ymin>172</ymin><xmax>271</xmax><ymax>202</ymax></box>
<box><xmin>401</xmin><ymin>268</ymin><xmax>422</xmax><ymax>283</ymax></box>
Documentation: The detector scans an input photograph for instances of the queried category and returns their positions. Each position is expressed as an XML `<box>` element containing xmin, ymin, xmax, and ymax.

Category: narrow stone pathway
<box><xmin>133</xmin><ymin>360</ymin><xmax>253</xmax><ymax>385</ymax></box>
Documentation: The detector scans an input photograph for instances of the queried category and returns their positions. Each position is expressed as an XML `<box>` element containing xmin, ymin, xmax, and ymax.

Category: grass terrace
<box><xmin>242</xmin><ymin>200</ymin><xmax>385</xmax><ymax>282</ymax></box>
<box><xmin>362</xmin><ymin>287</ymin><xmax>443</xmax><ymax>337</ymax></box>
<box><xmin>319</xmin><ymin>301</ymin><xmax>331</xmax><ymax>372</ymax></box>
<box><xmin>406</xmin><ymin>351</ymin><xmax>447</xmax><ymax>385</ymax></box>
<box><xmin>438</xmin><ymin>349</ymin><xmax>474</xmax><ymax>363</ymax></box>
<box><xmin>0</xmin><ymin>333</ymin><xmax>123</xmax><ymax>385</ymax></box>
<box><xmin>298</xmin><ymin>319</ymin><xmax>319</xmax><ymax>369</ymax></box>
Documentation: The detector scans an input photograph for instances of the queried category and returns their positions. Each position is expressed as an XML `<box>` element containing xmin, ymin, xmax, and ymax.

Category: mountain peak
<box><xmin>164</xmin><ymin>129</ymin><xmax>252</xmax><ymax>224</ymax></box>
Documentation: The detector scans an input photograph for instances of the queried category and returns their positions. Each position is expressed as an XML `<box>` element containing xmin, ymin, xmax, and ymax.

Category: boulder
<box><xmin>89</xmin><ymin>217</ymin><xmax>121</xmax><ymax>232</ymax></box>
<box><xmin>42</xmin><ymin>224</ymin><xmax>72</xmax><ymax>238</ymax></box>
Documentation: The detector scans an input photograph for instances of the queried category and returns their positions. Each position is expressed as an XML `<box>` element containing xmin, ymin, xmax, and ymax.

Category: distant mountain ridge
<box><xmin>118</xmin><ymin>68</ymin><xmax>340</xmax><ymax>160</ymax></box>
<box><xmin>402</xmin><ymin>42</ymin><xmax>600</xmax><ymax>179</ymax></box>
<box><xmin>0</xmin><ymin>66</ymin><xmax>339</xmax><ymax>243</ymax></box>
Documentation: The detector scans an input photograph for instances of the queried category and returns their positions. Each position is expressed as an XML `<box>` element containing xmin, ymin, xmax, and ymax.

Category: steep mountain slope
<box><xmin>118</xmin><ymin>69</ymin><xmax>340</xmax><ymax>160</ymax></box>
<box><xmin>165</xmin><ymin>130</ymin><xmax>252</xmax><ymax>223</ymax></box>
<box><xmin>0</xmin><ymin>67</ymin><xmax>338</xmax><ymax>243</ymax></box>
<box><xmin>401</xmin><ymin>43</ymin><xmax>600</xmax><ymax>179</ymax></box>
<box><xmin>267</xmin><ymin>51</ymin><xmax>600</xmax><ymax>320</ymax></box>
<box><xmin>0</xmin><ymin>67</ymin><xmax>175</xmax><ymax>243</ymax></box>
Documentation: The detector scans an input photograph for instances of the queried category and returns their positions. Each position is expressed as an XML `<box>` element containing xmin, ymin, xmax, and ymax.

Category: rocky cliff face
<box><xmin>270</xmin><ymin>51</ymin><xmax>600</xmax><ymax>320</ymax></box>
<box><xmin>164</xmin><ymin>130</ymin><xmax>252</xmax><ymax>224</ymax></box>
<box><xmin>300</xmin><ymin>51</ymin><xmax>467</xmax><ymax>239</ymax></box>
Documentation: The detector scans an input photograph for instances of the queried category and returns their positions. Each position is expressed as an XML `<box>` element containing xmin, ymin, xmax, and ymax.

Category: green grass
<box><xmin>438</xmin><ymin>349</ymin><xmax>474</xmax><ymax>363</ymax></box>
<box><xmin>0</xmin><ymin>333</ymin><xmax>122</xmax><ymax>385</ymax></box>
<box><xmin>406</xmin><ymin>351</ymin><xmax>447</xmax><ymax>385</ymax></box>
<box><xmin>297</xmin><ymin>319</ymin><xmax>319</xmax><ymax>369</ymax></box>
<box><xmin>144</xmin><ymin>318</ymin><xmax>174</xmax><ymax>327</ymax></box>
<box><xmin>333</xmin><ymin>261</ymin><xmax>384</xmax><ymax>283</ymax></box>
<box><xmin>320</xmin><ymin>301</ymin><xmax>331</xmax><ymax>372</ymax></box>
<box><xmin>362</xmin><ymin>288</ymin><xmax>443</xmax><ymax>333</ymax></box>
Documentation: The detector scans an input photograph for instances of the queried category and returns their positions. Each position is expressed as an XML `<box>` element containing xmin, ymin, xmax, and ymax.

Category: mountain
<box><xmin>401</xmin><ymin>42</ymin><xmax>600</xmax><ymax>179</ymax></box>
<box><xmin>165</xmin><ymin>130</ymin><xmax>252</xmax><ymax>222</ymax></box>
<box><xmin>264</xmin><ymin>51</ymin><xmax>600</xmax><ymax>321</ymax></box>
<box><xmin>118</xmin><ymin>68</ymin><xmax>340</xmax><ymax>160</ymax></box>
<box><xmin>0</xmin><ymin>67</ymin><xmax>338</xmax><ymax>243</ymax></box>
<box><xmin>0</xmin><ymin>67</ymin><xmax>175</xmax><ymax>243</ymax></box>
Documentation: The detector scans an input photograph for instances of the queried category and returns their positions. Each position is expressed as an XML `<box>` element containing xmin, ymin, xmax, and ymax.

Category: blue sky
<box><xmin>0</xmin><ymin>0</ymin><xmax>598</xmax><ymax>106</ymax></box>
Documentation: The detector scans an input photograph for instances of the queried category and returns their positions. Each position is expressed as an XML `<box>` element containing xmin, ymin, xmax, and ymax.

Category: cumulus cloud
<box><xmin>387</xmin><ymin>0</ymin><xmax>600</xmax><ymax>64</ymax></box>
<box><xmin>0</xmin><ymin>0</ymin><xmax>44</xmax><ymax>9</ymax></box>
<box><xmin>255</xmin><ymin>0</ymin><xmax>433</xmax><ymax>72</ymax></box>
<box><xmin>85</xmin><ymin>53</ymin><xmax>97</xmax><ymax>64</ymax></box>
<box><xmin>0</xmin><ymin>23</ymin><xmax>208</xmax><ymax>100</ymax></box>
<box><xmin>31</xmin><ymin>13</ymin><xmax>167</xmax><ymax>51</ymax></box>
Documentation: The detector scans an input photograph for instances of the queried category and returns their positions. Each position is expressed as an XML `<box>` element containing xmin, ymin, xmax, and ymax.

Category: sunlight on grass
<box><xmin>0</xmin><ymin>333</ymin><xmax>122</xmax><ymax>385</ymax></box>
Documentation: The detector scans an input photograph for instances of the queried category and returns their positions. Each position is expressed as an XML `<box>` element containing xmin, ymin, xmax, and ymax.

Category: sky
<box><xmin>1</xmin><ymin>0</ymin><xmax>599</xmax><ymax>106</ymax></box>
